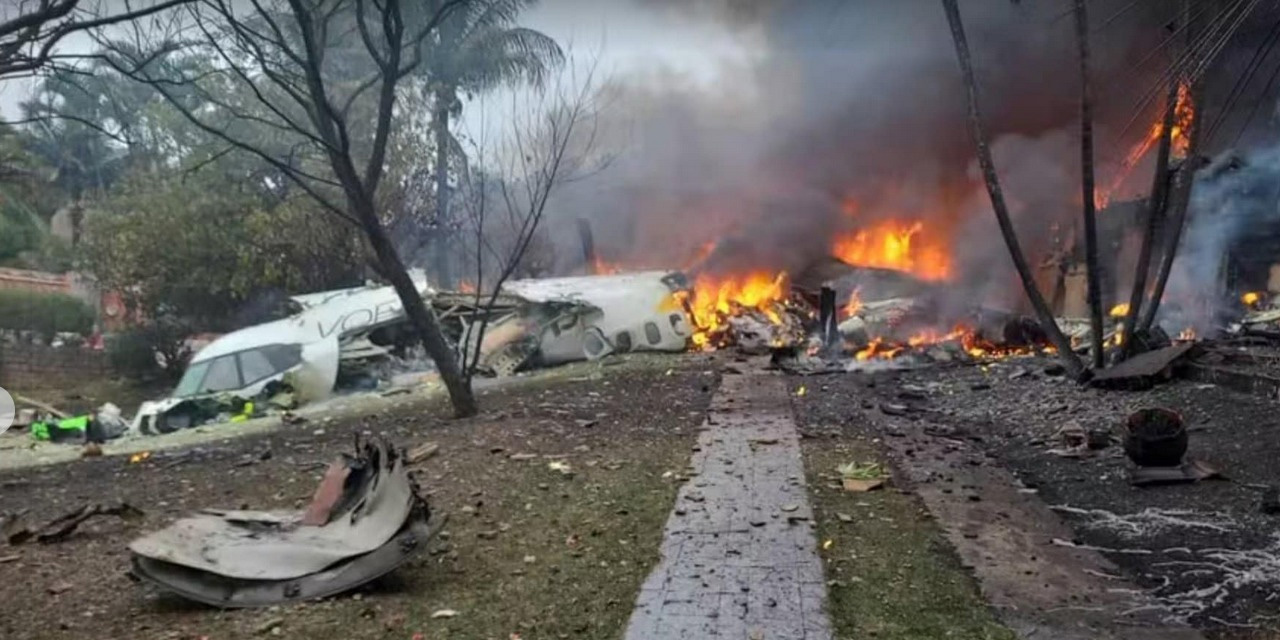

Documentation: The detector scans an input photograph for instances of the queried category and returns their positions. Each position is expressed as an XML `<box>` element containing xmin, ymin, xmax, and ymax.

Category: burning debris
<box><xmin>673</xmin><ymin>271</ymin><xmax>803</xmax><ymax>351</ymax></box>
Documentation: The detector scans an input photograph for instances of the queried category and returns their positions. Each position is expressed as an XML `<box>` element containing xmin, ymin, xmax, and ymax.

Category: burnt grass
<box><xmin>0</xmin><ymin>357</ymin><xmax>717</xmax><ymax>640</ymax></box>
<box><xmin>790</xmin><ymin>357</ymin><xmax>1280</xmax><ymax>637</ymax></box>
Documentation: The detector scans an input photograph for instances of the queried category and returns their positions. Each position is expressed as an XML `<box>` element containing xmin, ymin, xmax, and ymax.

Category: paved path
<box><xmin>624</xmin><ymin>371</ymin><xmax>832</xmax><ymax>640</ymax></box>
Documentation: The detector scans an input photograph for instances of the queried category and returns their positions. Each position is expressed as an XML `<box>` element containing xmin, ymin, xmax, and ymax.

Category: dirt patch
<box><xmin>0</xmin><ymin>357</ymin><xmax>717</xmax><ymax>640</ymax></box>
<box><xmin>791</xmin><ymin>384</ymin><xmax>1015</xmax><ymax>640</ymax></box>
<box><xmin>9</xmin><ymin>377</ymin><xmax>170</xmax><ymax>418</ymax></box>
<box><xmin>796</xmin><ymin>357</ymin><xmax>1280</xmax><ymax>637</ymax></box>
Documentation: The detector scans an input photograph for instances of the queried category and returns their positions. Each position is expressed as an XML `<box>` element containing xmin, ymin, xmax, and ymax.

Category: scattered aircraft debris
<box><xmin>128</xmin><ymin>439</ymin><xmax>437</xmax><ymax>608</ymax></box>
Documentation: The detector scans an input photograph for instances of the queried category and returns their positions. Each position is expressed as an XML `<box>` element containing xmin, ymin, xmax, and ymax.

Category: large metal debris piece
<box><xmin>128</xmin><ymin>438</ymin><xmax>435</xmax><ymax>608</ymax></box>
<box><xmin>1089</xmin><ymin>343</ymin><xmax>1193</xmax><ymax>389</ymax></box>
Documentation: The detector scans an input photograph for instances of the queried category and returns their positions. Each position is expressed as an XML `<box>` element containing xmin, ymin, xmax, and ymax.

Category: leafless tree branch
<box><xmin>0</xmin><ymin>0</ymin><xmax>194</xmax><ymax>79</ymax></box>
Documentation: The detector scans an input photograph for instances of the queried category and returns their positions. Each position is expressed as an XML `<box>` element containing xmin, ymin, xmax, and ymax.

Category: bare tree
<box><xmin>941</xmin><ymin>0</ymin><xmax>1085</xmax><ymax>379</ymax></box>
<box><xmin>1073</xmin><ymin>0</ymin><xmax>1104</xmax><ymax>369</ymax></box>
<box><xmin>453</xmin><ymin>59</ymin><xmax>607</xmax><ymax>380</ymax></box>
<box><xmin>0</xmin><ymin>0</ymin><xmax>192</xmax><ymax>79</ymax></box>
<box><xmin>96</xmin><ymin>0</ymin><xmax>481</xmax><ymax>416</ymax></box>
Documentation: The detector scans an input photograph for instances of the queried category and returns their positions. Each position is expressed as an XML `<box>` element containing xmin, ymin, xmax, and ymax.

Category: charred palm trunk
<box><xmin>1120</xmin><ymin>81</ymin><xmax>1178</xmax><ymax>358</ymax></box>
<box><xmin>942</xmin><ymin>0</ymin><xmax>1085</xmax><ymax>379</ymax></box>
<box><xmin>1138</xmin><ymin>85</ymin><xmax>1202</xmax><ymax>334</ymax></box>
<box><xmin>432</xmin><ymin>87</ymin><xmax>454</xmax><ymax>288</ymax></box>
<box><xmin>1074</xmin><ymin>0</ymin><xmax>1105</xmax><ymax>369</ymax></box>
<box><xmin>1138</xmin><ymin>0</ymin><xmax>1202</xmax><ymax>336</ymax></box>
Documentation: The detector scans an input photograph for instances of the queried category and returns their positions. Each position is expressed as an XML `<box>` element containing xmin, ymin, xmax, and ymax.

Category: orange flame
<box><xmin>1242</xmin><ymin>291</ymin><xmax>1262</xmax><ymax>307</ymax></box>
<box><xmin>1097</xmin><ymin>81</ymin><xmax>1194</xmax><ymax>208</ymax></box>
<box><xmin>843</xmin><ymin>289</ymin><xmax>863</xmax><ymax>319</ymax></box>
<box><xmin>831</xmin><ymin>219</ymin><xmax>951</xmax><ymax>281</ymax></box>
<box><xmin>458</xmin><ymin>280</ymin><xmax>477</xmax><ymax>294</ymax></box>
<box><xmin>675</xmin><ymin>271</ymin><xmax>789</xmax><ymax>349</ymax></box>
<box><xmin>855</xmin><ymin>338</ymin><xmax>905</xmax><ymax>361</ymax></box>
<box><xmin>851</xmin><ymin>325</ymin><xmax>1051</xmax><ymax>363</ymax></box>
<box><xmin>683</xmin><ymin>241</ymin><xmax>719</xmax><ymax>271</ymax></box>
<box><xmin>590</xmin><ymin>257</ymin><xmax>623</xmax><ymax>275</ymax></box>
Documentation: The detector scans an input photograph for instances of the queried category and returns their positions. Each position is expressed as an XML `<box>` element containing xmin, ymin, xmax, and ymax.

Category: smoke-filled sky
<box><xmin>6</xmin><ymin>0</ymin><xmax>1280</xmax><ymax>317</ymax></box>
<box><xmin>526</xmin><ymin>0</ymin><xmax>1191</xmax><ymax>309</ymax></box>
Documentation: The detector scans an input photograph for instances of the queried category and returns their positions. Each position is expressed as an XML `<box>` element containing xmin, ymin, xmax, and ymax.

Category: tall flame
<box><xmin>1097</xmin><ymin>81</ymin><xmax>1195</xmax><ymax>208</ymax></box>
<box><xmin>831</xmin><ymin>219</ymin><xmax>952</xmax><ymax>281</ymax></box>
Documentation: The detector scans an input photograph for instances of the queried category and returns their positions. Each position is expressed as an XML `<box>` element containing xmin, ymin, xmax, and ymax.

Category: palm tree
<box><xmin>421</xmin><ymin>0</ymin><xmax>564</xmax><ymax>286</ymax></box>
<box><xmin>941</xmin><ymin>0</ymin><xmax>1085</xmax><ymax>379</ymax></box>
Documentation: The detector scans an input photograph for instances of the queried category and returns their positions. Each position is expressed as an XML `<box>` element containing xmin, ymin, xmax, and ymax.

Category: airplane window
<box><xmin>645</xmin><ymin>322</ymin><xmax>662</xmax><ymax>345</ymax></box>
<box><xmin>200</xmin><ymin>356</ymin><xmax>242</xmax><ymax>393</ymax></box>
<box><xmin>238</xmin><ymin>349</ymin><xmax>278</xmax><ymax>385</ymax></box>
<box><xmin>615</xmin><ymin>331</ymin><xmax>632</xmax><ymax>353</ymax></box>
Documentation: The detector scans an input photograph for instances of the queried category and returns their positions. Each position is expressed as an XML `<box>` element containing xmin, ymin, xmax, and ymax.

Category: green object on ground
<box><xmin>838</xmin><ymin>461</ymin><xmax>885</xmax><ymax>480</ymax></box>
<box><xmin>228</xmin><ymin>401</ymin><xmax>256</xmax><ymax>423</ymax></box>
<box><xmin>30</xmin><ymin>415</ymin><xmax>90</xmax><ymax>442</ymax></box>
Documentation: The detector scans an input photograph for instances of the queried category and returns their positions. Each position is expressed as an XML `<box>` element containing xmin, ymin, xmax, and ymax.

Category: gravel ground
<box><xmin>790</xmin><ymin>354</ymin><xmax>1280</xmax><ymax>636</ymax></box>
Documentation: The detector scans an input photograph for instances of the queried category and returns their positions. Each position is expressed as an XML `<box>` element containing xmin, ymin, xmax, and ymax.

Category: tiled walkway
<box><xmin>624</xmin><ymin>371</ymin><xmax>832</xmax><ymax>640</ymax></box>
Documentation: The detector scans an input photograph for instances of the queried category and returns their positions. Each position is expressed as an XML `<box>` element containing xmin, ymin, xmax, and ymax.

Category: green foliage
<box><xmin>107</xmin><ymin>318</ymin><xmax>191</xmax><ymax>382</ymax></box>
<box><xmin>81</xmin><ymin>168</ymin><xmax>363</xmax><ymax>332</ymax></box>
<box><xmin>0</xmin><ymin>290</ymin><xmax>95</xmax><ymax>339</ymax></box>
<box><xmin>838</xmin><ymin>461</ymin><xmax>886</xmax><ymax>480</ymax></box>
<box><xmin>0</xmin><ymin>126</ymin><xmax>59</xmax><ymax>265</ymax></box>
<box><xmin>0</xmin><ymin>199</ymin><xmax>44</xmax><ymax>264</ymax></box>
<box><xmin>20</xmin><ymin>235</ymin><xmax>75</xmax><ymax>272</ymax></box>
<box><xmin>422</xmin><ymin>0</ymin><xmax>565</xmax><ymax>101</ymax></box>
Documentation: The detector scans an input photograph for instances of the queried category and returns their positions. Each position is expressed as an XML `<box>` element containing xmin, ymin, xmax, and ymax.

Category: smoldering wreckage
<box><xmin>15</xmin><ymin>142</ymin><xmax>1280</xmax><ymax>608</ymax></box>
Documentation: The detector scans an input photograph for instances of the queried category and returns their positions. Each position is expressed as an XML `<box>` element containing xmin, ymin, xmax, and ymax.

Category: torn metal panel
<box><xmin>294</xmin><ymin>337</ymin><xmax>341</xmax><ymax>403</ymax></box>
<box><xmin>130</xmin><ymin>440</ymin><xmax>431</xmax><ymax>607</ymax></box>
<box><xmin>130</xmin><ymin>514</ymin><xmax>433</xmax><ymax>608</ymax></box>
<box><xmin>1090</xmin><ymin>343</ymin><xmax>1193</xmax><ymax>389</ymax></box>
<box><xmin>130</xmin><ymin>440</ymin><xmax>414</xmax><ymax>581</ymax></box>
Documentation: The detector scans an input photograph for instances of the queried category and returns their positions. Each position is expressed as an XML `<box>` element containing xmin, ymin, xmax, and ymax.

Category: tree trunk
<box><xmin>432</xmin><ymin>87</ymin><xmax>454</xmax><ymax>288</ymax></box>
<box><xmin>1119</xmin><ymin>80</ymin><xmax>1178</xmax><ymax>358</ymax></box>
<box><xmin>357</xmin><ymin>195</ymin><xmax>477</xmax><ymax>417</ymax></box>
<box><xmin>1138</xmin><ymin>0</ymin><xmax>1202</xmax><ymax>335</ymax></box>
<box><xmin>1137</xmin><ymin>87</ymin><xmax>1202</xmax><ymax>334</ymax></box>
<box><xmin>942</xmin><ymin>0</ymin><xmax>1086</xmax><ymax>379</ymax></box>
<box><xmin>1074</xmin><ymin>0</ymin><xmax>1105</xmax><ymax>369</ymax></box>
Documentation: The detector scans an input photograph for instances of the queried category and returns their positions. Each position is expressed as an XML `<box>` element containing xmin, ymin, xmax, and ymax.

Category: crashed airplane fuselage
<box><xmin>462</xmin><ymin>271</ymin><xmax>693</xmax><ymax>375</ymax></box>
<box><xmin>132</xmin><ymin>277</ymin><xmax>431</xmax><ymax>434</ymax></box>
<box><xmin>133</xmin><ymin>271</ymin><xmax>695</xmax><ymax>434</ymax></box>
